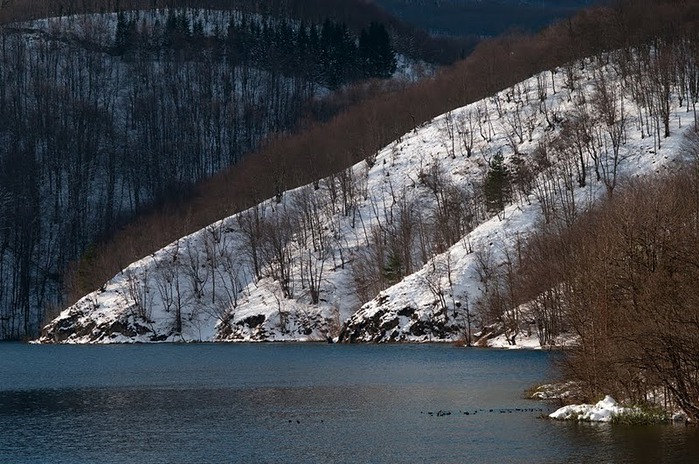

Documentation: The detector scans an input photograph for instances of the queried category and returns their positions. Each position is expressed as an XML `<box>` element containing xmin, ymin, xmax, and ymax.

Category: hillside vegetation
<box><xmin>40</xmin><ymin>0</ymin><xmax>699</xmax><ymax>334</ymax></box>
<box><xmin>523</xmin><ymin>161</ymin><xmax>699</xmax><ymax>422</ymax></box>
<box><xmin>62</xmin><ymin>0</ymin><xmax>699</xmax><ymax>317</ymax></box>
<box><xmin>0</xmin><ymin>0</ymin><xmax>467</xmax><ymax>339</ymax></box>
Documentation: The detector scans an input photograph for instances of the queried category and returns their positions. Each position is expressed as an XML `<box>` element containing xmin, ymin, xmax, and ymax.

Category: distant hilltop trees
<box><xmin>113</xmin><ymin>10</ymin><xmax>397</xmax><ymax>89</ymax></box>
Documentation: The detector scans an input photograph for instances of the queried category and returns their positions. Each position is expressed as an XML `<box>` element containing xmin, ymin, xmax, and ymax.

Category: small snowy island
<box><xmin>549</xmin><ymin>396</ymin><xmax>634</xmax><ymax>423</ymax></box>
<box><xmin>548</xmin><ymin>395</ymin><xmax>685</xmax><ymax>424</ymax></box>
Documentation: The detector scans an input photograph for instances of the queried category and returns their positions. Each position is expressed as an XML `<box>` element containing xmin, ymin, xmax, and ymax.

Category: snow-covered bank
<box><xmin>548</xmin><ymin>396</ymin><xmax>688</xmax><ymax>424</ymax></box>
<box><xmin>549</xmin><ymin>395</ymin><xmax>632</xmax><ymax>422</ymax></box>
<box><xmin>475</xmin><ymin>323</ymin><xmax>579</xmax><ymax>349</ymax></box>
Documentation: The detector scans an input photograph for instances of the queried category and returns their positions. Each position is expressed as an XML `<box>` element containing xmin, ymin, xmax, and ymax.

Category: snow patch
<box><xmin>549</xmin><ymin>395</ymin><xmax>636</xmax><ymax>422</ymax></box>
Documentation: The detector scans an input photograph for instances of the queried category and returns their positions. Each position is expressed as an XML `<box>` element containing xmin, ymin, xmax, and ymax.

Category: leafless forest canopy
<box><xmin>484</xmin><ymin>153</ymin><xmax>699</xmax><ymax>421</ymax></box>
<box><xmin>0</xmin><ymin>0</ymin><xmax>464</xmax><ymax>339</ymax></box>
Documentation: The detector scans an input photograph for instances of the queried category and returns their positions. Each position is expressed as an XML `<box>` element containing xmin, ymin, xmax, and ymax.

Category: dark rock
<box><xmin>237</xmin><ymin>314</ymin><xmax>266</xmax><ymax>328</ymax></box>
<box><xmin>375</xmin><ymin>294</ymin><xmax>389</xmax><ymax>306</ymax></box>
<box><xmin>382</xmin><ymin>317</ymin><xmax>399</xmax><ymax>331</ymax></box>
<box><xmin>397</xmin><ymin>306</ymin><xmax>414</xmax><ymax>317</ymax></box>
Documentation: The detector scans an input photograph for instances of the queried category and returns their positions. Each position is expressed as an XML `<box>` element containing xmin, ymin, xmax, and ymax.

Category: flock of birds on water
<box><xmin>286</xmin><ymin>407</ymin><xmax>551</xmax><ymax>424</ymax></box>
<box><xmin>421</xmin><ymin>407</ymin><xmax>548</xmax><ymax>417</ymax></box>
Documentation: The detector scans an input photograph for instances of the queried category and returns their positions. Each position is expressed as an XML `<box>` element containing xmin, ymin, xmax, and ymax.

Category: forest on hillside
<box><xmin>3</xmin><ymin>0</ymin><xmax>699</xmax><ymax>343</ymax></box>
<box><xmin>537</xmin><ymin>162</ymin><xmax>699</xmax><ymax>422</ymax></box>
<box><xmin>474</xmin><ymin>148</ymin><xmax>699</xmax><ymax>422</ymax></box>
<box><xmin>0</xmin><ymin>0</ymin><xmax>454</xmax><ymax>340</ymax></box>
<box><xmin>454</xmin><ymin>7</ymin><xmax>699</xmax><ymax>418</ymax></box>
<box><xmin>0</xmin><ymin>0</ymin><xmax>473</xmax><ymax>63</ymax></box>
<box><xmin>56</xmin><ymin>0</ymin><xmax>645</xmax><ymax>315</ymax></box>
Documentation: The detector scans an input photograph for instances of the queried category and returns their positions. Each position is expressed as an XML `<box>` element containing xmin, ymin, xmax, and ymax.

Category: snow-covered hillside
<box><xmin>38</xmin><ymin>51</ymin><xmax>696</xmax><ymax>344</ymax></box>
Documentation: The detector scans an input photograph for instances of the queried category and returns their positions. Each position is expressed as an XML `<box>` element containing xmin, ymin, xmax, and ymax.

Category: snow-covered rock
<box><xmin>549</xmin><ymin>395</ymin><xmax>636</xmax><ymax>422</ymax></box>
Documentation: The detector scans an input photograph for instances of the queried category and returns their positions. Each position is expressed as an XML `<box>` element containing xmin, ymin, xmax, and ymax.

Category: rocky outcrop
<box><xmin>39</xmin><ymin>300</ymin><xmax>156</xmax><ymax>344</ymax></box>
<box><xmin>338</xmin><ymin>292</ymin><xmax>464</xmax><ymax>343</ymax></box>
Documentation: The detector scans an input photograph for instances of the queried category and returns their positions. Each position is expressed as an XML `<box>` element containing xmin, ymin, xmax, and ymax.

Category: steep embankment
<box><xmin>39</xmin><ymin>49</ymin><xmax>696</xmax><ymax>344</ymax></box>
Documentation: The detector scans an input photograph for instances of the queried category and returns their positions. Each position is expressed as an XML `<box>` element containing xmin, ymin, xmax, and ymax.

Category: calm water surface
<box><xmin>1</xmin><ymin>343</ymin><xmax>697</xmax><ymax>463</ymax></box>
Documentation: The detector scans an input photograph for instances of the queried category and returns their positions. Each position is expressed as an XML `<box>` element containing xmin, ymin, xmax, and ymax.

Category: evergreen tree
<box><xmin>163</xmin><ymin>11</ymin><xmax>192</xmax><ymax>49</ymax></box>
<box><xmin>192</xmin><ymin>19</ymin><xmax>205</xmax><ymax>45</ymax></box>
<box><xmin>294</xmin><ymin>21</ymin><xmax>310</xmax><ymax>75</ymax></box>
<box><xmin>318</xmin><ymin>20</ymin><xmax>359</xmax><ymax>88</ymax></box>
<box><xmin>319</xmin><ymin>19</ymin><xmax>340</xmax><ymax>88</ymax></box>
<box><xmin>484</xmin><ymin>152</ymin><xmax>511</xmax><ymax>214</ymax></box>
<box><xmin>307</xmin><ymin>23</ymin><xmax>322</xmax><ymax>83</ymax></box>
<box><xmin>359</xmin><ymin>22</ymin><xmax>396</xmax><ymax>79</ymax></box>
<box><xmin>113</xmin><ymin>12</ymin><xmax>137</xmax><ymax>55</ymax></box>
<box><xmin>383</xmin><ymin>250</ymin><xmax>403</xmax><ymax>285</ymax></box>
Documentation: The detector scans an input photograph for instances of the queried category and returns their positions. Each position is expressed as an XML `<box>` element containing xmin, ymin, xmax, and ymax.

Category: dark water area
<box><xmin>375</xmin><ymin>0</ymin><xmax>603</xmax><ymax>38</ymax></box>
<box><xmin>1</xmin><ymin>343</ymin><xmax>698</xmax><ymax>463</ymax></box>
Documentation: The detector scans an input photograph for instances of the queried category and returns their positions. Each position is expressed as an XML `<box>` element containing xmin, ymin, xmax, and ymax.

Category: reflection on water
<box><xmin>1</xmin><ymin>343</ymin><xmax>698</xmax><ymax>463</ymax></box>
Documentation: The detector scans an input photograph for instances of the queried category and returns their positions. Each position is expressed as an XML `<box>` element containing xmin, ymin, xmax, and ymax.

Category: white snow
<box><xmin>486</xmin><ymin>332</ymin><xmax>579</xmax><ymax>350</ymax></box>
<box><xmin>486</xmin><ymin>332</ymin><xmax>543</xmax><ymax>349</ymax></box>
<box><xmin>549</xmin><ymin>395</ymin><xmax>636</xmax><ymax>422</ymax></box>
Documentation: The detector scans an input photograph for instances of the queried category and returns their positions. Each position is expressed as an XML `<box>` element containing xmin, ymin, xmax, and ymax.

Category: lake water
<box><xmin>1</xmin><ymin>343</ymin><xmax>698</xmax><ymax>463</ymax></box>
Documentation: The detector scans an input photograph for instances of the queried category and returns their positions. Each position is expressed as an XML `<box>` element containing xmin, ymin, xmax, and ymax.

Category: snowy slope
<box><xmin>39</xmin><ymin>53</ymin><xmax>695</xmax><ymax>344</ymax></box>
<box><xmin>337</xmin><ymin>63</ymin><xmax>694</xmax><ymax>345</ymax></box>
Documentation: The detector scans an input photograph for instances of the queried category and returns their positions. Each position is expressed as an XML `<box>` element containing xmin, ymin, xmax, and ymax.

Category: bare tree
<box><xmin>237</xmin><ymin>204</ymin><xmax>267</xmax><ymax>280</ymax></box>
<box><xmin>125</xmin><ymin>268</ymin><xmax>152</xmax><ymax>323</ymax></box>
<box><xmin>261</xmin><ymin>205</ymin><xmax>295</xmax><ymax>299</ymax></box>
<box><xmin>456</xmin><ymin>110</ymin><xmax>475</xmax><ymax>157</ymax></box>
<box><xmin>592</xmin><ymin>69</ymin><xmax>627</xmax><ymax>195</ymax></box>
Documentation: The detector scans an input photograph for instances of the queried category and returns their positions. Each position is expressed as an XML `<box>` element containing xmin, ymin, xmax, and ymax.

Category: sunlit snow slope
<box><xmin>39</xmin><ymin>53</ymin><xmax>695</xmax><ymax>343</ymax></box>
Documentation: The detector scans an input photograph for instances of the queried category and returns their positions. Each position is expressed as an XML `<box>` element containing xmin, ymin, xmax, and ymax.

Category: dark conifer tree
<box><xmin>484</xmin><ymin>152</ymin><xmax>511</xmax><ymax>214</ymax></box>
<box><xmin>113</xmin><ymin>12</ymin><xmax>137</xmax><ymax>55</ymax></box>
<box><xmin>359</xmin><ymin>22</ymin><xmax>396</xmax><ymax>79</ymax></box>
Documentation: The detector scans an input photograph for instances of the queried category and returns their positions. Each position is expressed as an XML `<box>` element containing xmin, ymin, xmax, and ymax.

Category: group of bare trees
<box><xmin>0</xmin><ymin>9</ymin><xmax>361</xmax><ymax>339</ymax></box>
<box><xmin>0</xmin><ymin>4</ymin><xmax>451</xmax><ymax>340</ymax></box>
<box><xmin>472</xmin><ymin>128</ymin><xmax>699</xmax><ymax>421</ymax></box>
<box><xmin>115</xmin><ymin>140</ymin><xmax>491</xmax><ymax>339</ymax></box>
<box><xmin>511</xmin><ymin>157</ymin><xmax>699</xmax><ymax>421</ymax></box>
<box><xmin>468</xmin><ymin>35</ymin><xmax>699</xmax><ymax>417</ymax></box>
<box><xmin>468</xmin><ymin>5</ymin><xmax>699</xmax><ymax>355</ymax></box>
<box><xmin>235</xmin><ymin>155</ymin><xmax>480</xmax><ymax>332</ymax></box>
